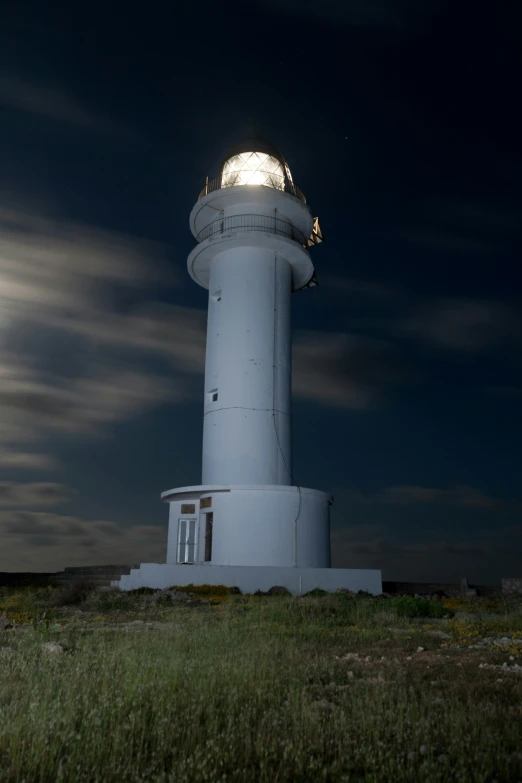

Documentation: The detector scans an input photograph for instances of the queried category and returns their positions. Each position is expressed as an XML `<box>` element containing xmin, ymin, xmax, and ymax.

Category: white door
<box><xmin>177</xmin><ymin>518</ymin><xmax>197</xmax><ymax>564</ymax></box>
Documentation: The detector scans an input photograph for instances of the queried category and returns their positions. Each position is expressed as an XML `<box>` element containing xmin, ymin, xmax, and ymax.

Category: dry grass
<box><xmin>1</xmin><ymin>587</ymin><xmax>522</xmax><ymax>782</ymax></box>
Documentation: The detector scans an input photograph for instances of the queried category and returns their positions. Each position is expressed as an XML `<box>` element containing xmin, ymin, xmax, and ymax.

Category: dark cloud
<box><xmin>319</xmin><ymin>276</ymin><xmax>404</xmax><ymax>304</ymax></box>
<box><xmin>487</xmin><ymin>385</ymin><xmax>522</xmax><ymax>398</ymax></box>
<box><xmin>256</xmin><ymin>0</ymin><xmax>437</xmax><ymax>30</ymax></box>
<box><xmin>376</xmin><ymin>484</ymin><xmax>509</xmax><ymax>510</ymax></box>
<box><xmin>402</xmin><ymin>298</ymin><xmax>522</xmax><ymax>353</ymax></box>
<box><xmin>401</xmin><ymin>197</ymin><xmax>522</xmax><ymax>255</ymax></box>
<box><xmin>0</xmin><ymin>510</ymin><xmax>167</xmax><ymax>571</ymax></box>
<box><xmin>293</xmin><ymin>331</ymin><xmax>413</xmax><ymax>409</ymax></box>
<box><xmin>0</xmin><ymin>74</ymin><xmax>133</xmax><ymax>136</ymax></box>
<box><xmin>331</xmin><ymin>524</ymin><xmax>522</xmax><ymax>584</ymax></box>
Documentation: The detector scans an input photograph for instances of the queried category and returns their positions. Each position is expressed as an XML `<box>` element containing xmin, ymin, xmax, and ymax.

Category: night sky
<box><xmin>1</xmin><ymin>0</ymin><xmax>521</xmax><ymax>584</ymax></box>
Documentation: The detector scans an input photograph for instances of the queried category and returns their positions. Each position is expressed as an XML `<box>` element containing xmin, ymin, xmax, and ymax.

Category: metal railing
<box><xmin>198</xmin><ymin>176</ymin><xmax>307</xmax><ymax>205</ymax></box>
<box><xmin>196</xmin><ymin>213</ymin><xmax>307</xmax><ymax>246</ymax></box>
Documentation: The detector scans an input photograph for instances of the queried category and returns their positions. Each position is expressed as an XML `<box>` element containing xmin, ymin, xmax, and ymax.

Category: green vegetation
<box><xmin>388</xmin><ymin>596</ymin><xmax>452</xmax><ymax>619</ymax></box>
<box><xmin>1</xmin><ymin>586</ymin><xmax>522</xmax><ymax>782</ymax></box>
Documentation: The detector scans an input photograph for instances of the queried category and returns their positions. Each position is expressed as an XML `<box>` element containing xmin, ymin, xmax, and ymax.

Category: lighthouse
<box><xmin>116</xmin><ymin>138</ymin><xmax>382</xmax><ymax>595</ymax></box>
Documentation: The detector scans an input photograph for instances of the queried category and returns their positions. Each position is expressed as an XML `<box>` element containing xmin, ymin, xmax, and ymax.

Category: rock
<box><xmin>416</xmin><ymin>646</ymin><xmax>424</xmax><ymax>652</ymax></box>
<box><xmin>427</xmin><ymin>630</ymin><xmax>451</xmax><ymax>640</ymax></box>
<box><xmin>0</xmin><ymin>614</ymin><xmax>13</xmax><ymax>631</ymax></box>
<box><xmin>312</xmin><ymin>699</ymin><xmax>335</xmax><ymax>712</ymax></box>
<box><xmin>41</xmin><ymin>642</ymin><xmax>64</xmax><ymax>655</ymax></box>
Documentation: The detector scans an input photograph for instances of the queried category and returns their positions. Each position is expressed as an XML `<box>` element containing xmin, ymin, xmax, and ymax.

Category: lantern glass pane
<box><xmin>222</xmin><ymin>152</ymin><xmax>286</xmax><ymax>191</ymax></box>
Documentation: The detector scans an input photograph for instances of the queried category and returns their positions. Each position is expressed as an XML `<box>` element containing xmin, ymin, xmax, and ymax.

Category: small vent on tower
<box><xmin>212</xmin><ymin>288</ymin><xmax>222</xmax><ymax>302</ymax></box>
<box><xmin>207</xmin><ymin>389</ymin><xmax>218</xmax><ymax>403</ymax></box>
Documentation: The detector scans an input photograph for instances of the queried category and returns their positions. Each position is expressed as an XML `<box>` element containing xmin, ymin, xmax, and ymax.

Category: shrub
<box><xmin>267</xmin><ymin>586</ymin><xmax>291</xmax><ymax>597</ymax></box>
<box><xmin>303</xmin><ymin>588</ymin><xmax>329</xmax><ymax>597</ymax></box>
<box><xmin>128</xmin><ymin>587</ymin><xmax>157</xmax><ymax>596</ymax></box>
<box><xmin>389</xmin><ymin>596</ymin><xmax>453</xmax><ymax>618</ymax></box>
<box><xmin>51</xmin><ymin>579</ymin><xmax>97</xmax><ymax>606</ymax></box>
<box><xmin>168</xmin><ymin>584</ymin><xmax>240</xmax><ymax>597</ymax></box>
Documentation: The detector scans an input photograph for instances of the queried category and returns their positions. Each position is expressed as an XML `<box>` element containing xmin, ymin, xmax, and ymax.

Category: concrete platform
<box><xmin>113</xmin><ymin>563</ymin><xmax>382</xmax><ymax>596</ymax></box>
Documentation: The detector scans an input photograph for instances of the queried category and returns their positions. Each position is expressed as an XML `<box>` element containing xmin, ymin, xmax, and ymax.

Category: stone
<box><xmin>41</xmin><ymin>642</ymin><xmax>64</xmax><ymax>655</ymax></box>
<box><xmin>312</xmin><ymin>699</ymin><xmax>335</xmax><ymax>712</ymax></box>
<box><xmin>0</xmin><ymin>614</ymin><xmax>13</xmax><ymax>631</ymax></box>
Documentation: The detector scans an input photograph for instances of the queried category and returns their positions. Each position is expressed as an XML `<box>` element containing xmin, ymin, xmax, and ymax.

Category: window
<box><xmin>204</xmin><ymin>513</ymin><xmax>213</xmax><ymax>562</ymax></box>
<box><xmin>206</xmin><ymin>389</ymin><xmax>218</xmax><ymax>403</ymax></box>
<box><xmin>177</xmin><ymin>519</ymin><xmax>197</xmax><ymax>564</ymax></box>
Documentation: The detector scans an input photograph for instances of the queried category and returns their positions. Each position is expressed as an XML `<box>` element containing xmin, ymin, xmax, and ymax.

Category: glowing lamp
<box><xmin>221</xmin><ymin>151</ymin><xmax>285</xmax><ymax>190</ymax></box>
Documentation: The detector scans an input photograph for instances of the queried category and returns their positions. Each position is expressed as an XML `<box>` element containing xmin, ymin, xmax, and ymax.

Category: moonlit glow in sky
<box><xmin>222</xmin><ymin>151</ymin><xmax>286</xmax><ymax>190</ymax></box>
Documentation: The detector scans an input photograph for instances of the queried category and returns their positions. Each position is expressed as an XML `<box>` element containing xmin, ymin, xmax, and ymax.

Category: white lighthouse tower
<box><xmin>117</xmin><ymin>138</ymin><xmax>382</xmax><ymax>595</ymax></box>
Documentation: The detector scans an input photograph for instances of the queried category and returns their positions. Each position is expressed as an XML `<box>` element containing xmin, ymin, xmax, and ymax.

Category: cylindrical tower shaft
<box><xmin>202</xmin><ymin>245</ymin><xmax>292</xmax><ymax>485</ymax></box>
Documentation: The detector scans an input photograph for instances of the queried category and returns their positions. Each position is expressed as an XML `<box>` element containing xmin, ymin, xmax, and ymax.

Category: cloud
<box><xmin>0</xmin><ymin>206</ymin><xmax>205</xmax><ymax>455</ymax></box>
<box><xmin>0</xmin><ymin>205</ymin><xmax>178</xmax><ymax>318</ymax></box>
<box><xmin>0</xmin><ymin>74</ymin><xmax>131</xmax><ymax>136</ymax></box>
<box><xmin>293</xmin><ymin>331</ymin><xmax>412</xmax><ymax>408</ymax></box>
<box><xmin>0</xmin><ymin>451</ymin><xmax>56</xmax><ymax>470</ymax></box>
<box><xmin>402</xmin><ymin>298</ymin><xmax>522</xmax><ymax>352</ymax></box>
<box><xmin>0</xmin><ymin>482</ymin><xmax>70</xmax><ymax>508</ymax></box>
<box><xmin>0</xmin><ymin>510</ymin><xmax>167</xmax><ymax>571</ymax></box>
<box><xmin>376</xmin><ymin>484</ymin><xmax>507</xmax><ymax>510</ymax></box>
<box><xmin>34</xmin><ymin>303</ymin><xmax>207</xmax><ymax>375</ymax></box>
<box><xmin>0</xmin><ymin>351</ymin><xmax>186</xmax><ymax>444</ymax></box>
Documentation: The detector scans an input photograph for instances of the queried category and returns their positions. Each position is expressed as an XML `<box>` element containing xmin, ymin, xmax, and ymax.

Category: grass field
<box><xmin>1</xmin><ymin>584</ymin><xmax>522</xmax><ymax>782</ymax></box>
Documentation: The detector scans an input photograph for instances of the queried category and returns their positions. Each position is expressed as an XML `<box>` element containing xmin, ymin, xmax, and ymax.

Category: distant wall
<box><xmin>51</xmin><ymin>565</ymin><xmax>137</xmax><ymax>588</ymax></box>
<box><xmin>0</xmin><ymin>572</ymin><xmax>56</xmax><ymax>588</ymax></box>
<box><xmin>116</xmin><ymin>563</ymin><xmax>383</xmax><ymax>596</ymax></box>
<box><xmin>0</xmin><ymin>566</ymin><xmax>137</xmax><ymax>589</ymax></box>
